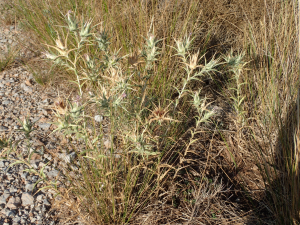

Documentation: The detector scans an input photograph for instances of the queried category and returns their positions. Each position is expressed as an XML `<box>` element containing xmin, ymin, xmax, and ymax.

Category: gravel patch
<box><xmin>0</xmin><ymin>3</ymin><xmax>73</xmax><ymax>224</ymax></box>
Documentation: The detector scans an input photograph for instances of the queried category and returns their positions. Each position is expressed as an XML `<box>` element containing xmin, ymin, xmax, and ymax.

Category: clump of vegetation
<box><xmin>1</xmin><ymin>0</ymin><xmax>300</xmax><ymax>224</ymax></box>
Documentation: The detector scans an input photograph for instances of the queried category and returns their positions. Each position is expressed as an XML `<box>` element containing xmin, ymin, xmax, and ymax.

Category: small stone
<box><xmin>2</xmin><ymin>100</ymin><xmax>11</xmax><ymax>105</ymax></box>
<box><xmin>0</xmin><ymin>161</ymin><xmax>5</xmax><ymax>167</ymax></box>
<box><xmin>13</xmin><ymin>216</ymin><xmax>21</xmax><ymax>223</ymax></box>
<box><xmin>38</xmin><ymin>123</ymin><xmax>51</xmax><ymax>130</ymax></box>
<box><xmin>94</xmin><ymin>115</ymin><xmax>103</xmax><ymax>122</ymax></box>
<box><xmin>9</xmin><ymin>186</ymin><xmax>17</xmax><ymax>193</ymax></box>
<box><xmin>46</xmin><ymin>169</ymin><xmax>59</xmax><ymax>179</ymax></box>
<box><xmin>104</xmin><ymin>139</ymin><xmax>112</xmax><ymax>149</ymax></box>
<box><xmin>25</xmin><ymin>79</ymin><xmax>32</xmax><ymax>86</ymax></box>
<box><xmin>1</xmin><ymin>208</ymin><xmax>15</xmax><ymax>217</ymax></box>
<box><xmin>42</xmin><ymin>98</ymin><xmax>49</xmax><ymax>104</ymax></box>
<box><xmin>0</xmin><ymin>190</ymin><xmax>10</xmax><ymax>205</ymax></box>
<box><xmin>0</xmin><ymin>126</ymin><xmax>8</xmax><ymax>131</ymax></box>
<box><xmin>21</xmin><ymin>192</ymin><xmax>34</xmax><ymax>206</ymax></box>
<box><xmin>20</xmin><ymin>83</ymin><xmax>33</xmax><ymax>93</ymax></box>
<box><xmin>20</xmin><ymin>172</ymin><xmax>28</xmax><ymax>180</ymax></box>
<box><xmin>25</xmin><ymin>182</ymin><xmax>35</xmax><ymax>192</ymax></box>
<box><xmin>36</xmin><ymin>194</ymin><xmax>44</xmax><ymax>202</ymax></box>
<box><xmin>7</xmin><ymin>196</ymin><xmax>21</xmax><ymax>209</ymax></box>
<box><xmin>43</xmin><ymin>198</ymin><xmax>51</xmax><ymax>206</ymax></box>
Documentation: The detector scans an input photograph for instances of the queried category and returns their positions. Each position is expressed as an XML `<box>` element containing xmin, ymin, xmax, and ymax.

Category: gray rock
<box><xmin>38</xmin><ymin>123</ymin><xmax>51</xmax><ymax>130</ymax></box>
<box><xmin>42</xmin><ymin>98</ymin><xmax>50</xmax><ymax>104</ymax></box>
<box><xmin>9</xmin><ymin>186</ymin><xmax>17</xmax><ymax>193</ymax></box>
<box><xmin>20</xmin><ymin>83</ymin><xmax>33</xmax><ymax>93</ymax></box>
<box><xmin>36</xmin><ymin>194</ymin><xmax>44</xmax><ymax>202</ymax></box>
<box><xmin>94</xmin><ymin>115</ymin><xmax>103</xmax><ymax>122</ymax></box>
<box><xmin>43</xmin><ymin>198</ymin><xmax>51</xmax><ymax>206</ymax></box>
<box><xmin>32</xmin><ymin>117</ymin><xmax>40</xmax><ymax>123</ymax></box>
<box><xmin>7</xmin><ymin>196</ymin><xmax>21</xmax><ymax>209</ymax></box>
<box><xmin>25</xmin><ymin>182</ymin><xmax>35</xmax><ymax>192</ymax></box>
<box><xmin>21</xmin><ymin>192</ymin><xmax>34</xmax><ymax>206</ymax></box>
<box><xmin>0</xmin><ymin>125</ymin><xmax>8</xmax><ymax>131</ymax></box>
<box><xmin>20</xmin><ymin>217</ymin><xmax>27</xmax><ymax>223</ymax></box>
<box><xmin>1</xmin><ymin>208</ymin><xmax>15</xmax><ymax>217</ymax></box>
<box><xmin>46</xmin><ymin>169</ymin><xmax>59</xmax><ymax>179</ymax></box>
<box><xmin>0</xmin><ymin>161</ymin><xmax>5</xmax><ymax>167</ymax></box>
<box><xmin>13</xmin><ymin>215</ymin><xmax>21</xmax><ymax>223</ymax></box>
<box><xmin>20</xmin><ymin>172</ymin><xmax>28</xmax><ymax>180</ymax></box>
<box><xmin>0</xmin><ymin>190</ymin><xmax>10</xmax><ymax>205</ymax></box>
<box><xmin>2</xmin><ymin>100</ymin><xmax>11</xmax><ymax>105</ymax></box>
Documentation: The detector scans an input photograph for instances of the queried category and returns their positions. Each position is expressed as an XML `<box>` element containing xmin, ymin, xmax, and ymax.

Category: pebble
<box><xmin>43</xmin><ymin>198</ymin><xmax>51</xmax><ymax>207</ymax></box>
<box><xmin>2</xmin><ymin>100</ymin><xmax>11</xmax><ymax>105</ymax></box>
<box><xmin>20</xmin><ymin>83</ymin><xmax>33</xmax><ymax>93</ymax></box>
<box><xmin>6</xmin><ymin>196</ymin><xmax>21</xmax><ymax>209</ymax></box>
<box><xmin>46</xmin><ymin>169</ymin><xmax>60</xmax><ymax>179</ymax></box>
<box><xmin>21</xmin><ymin>192</ymin><xmax>34</xmax><ymax>206</ymax></box>
<box><xmin>38</xmin><ymin>122</ymin><xmax>51</xmax><ymax>130</ymax></box>
<box><xmin>1</xmin><ymin>208</ymin><xmax>15</xmax><ymax>217</ymax></box>
<box><xmin>25</xmin><ymin>182</ymin><xmax>35</xmax><ymax>192</ymax></box>
<box><xmin>0</xmin><ymin>126</ymin><xmax>8</xmax><ymax>131</ymax></box>
<box><xmin>94</xmin><ymin>114</ymin><xmax>103</xmax><ymax>122</ymax></box>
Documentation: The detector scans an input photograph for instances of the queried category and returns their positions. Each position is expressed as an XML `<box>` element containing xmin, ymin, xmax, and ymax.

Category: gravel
<box><xmin>0</xmin><ymin>3</ymin><xmax>69</xmax><ymax>224</ymax></box>
<box><xmin>0</xmin><ymin>1</ymin><xmax>102</xmax><ymax>223</ymax></box>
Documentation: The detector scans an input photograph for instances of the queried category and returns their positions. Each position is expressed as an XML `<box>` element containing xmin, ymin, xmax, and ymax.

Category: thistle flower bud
<box><xmin>175</xmin><ymin>40</ymin><xmax>185</xmax><ymax>57</ymax></box>
<box><xmin>84</xmin><ymin>53</ymin><xmax>90</xmax><ymax>62</ymax></box>
<box><xmin>80</xmin><ymin>19</ymin><xmax>93</xmax><ymax>39</ymax></box>
<box><xmin>193</xmin><ymin>91</ymin><xmax>201</xmax><ymax>108</ymax></box>
<box><xmin>174</xmin><ymin>33</ymin><xmax>194</xmax><ymax>58</ymax></box>
<box><xmin>22</xmin><ymin>118</ymin><xmax>31</xmax><ymax>133</ymax></box>
<box><xmin>95</xmin><ymin>31</ymin><xmax>110</xmax><ymax>52</ymax></box>
<box><xmin>148</xmin><ymin>33</ymin><xmax>155</xmax><ymax>46</ymax></box>
<box><xmin>55</xmin><ymin>38</ymin><xmax>65</xmax><ymax>50</ymax></box>
<box><xmin>188</xmin><ymin>51</ymin><xmax>200</xmax><ymax>71</ymax></box>
<box><xmin>43</xmin><ymin>51</ymin><xmax>57</xmax><ymax>60</ymax></box>
<box><xmin>84</xmin><ymin>54</ymin><xmax>95</xmax><ymax>69</ymax></box>
<box><xmin>66</xmin><ymin>10</ymin><xmax>78</xmax><ymax>32</ymax></box>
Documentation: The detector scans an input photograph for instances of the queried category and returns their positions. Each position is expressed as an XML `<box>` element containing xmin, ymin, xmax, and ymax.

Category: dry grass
<box><xmin>1</xmin><ymin>0</ymin><xmax>300</xmax><ymax>224</ymax></box>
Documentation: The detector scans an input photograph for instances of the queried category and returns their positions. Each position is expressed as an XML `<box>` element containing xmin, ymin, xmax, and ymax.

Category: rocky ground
<box><xmin>0</xmin><ymin>3</ymin><xmax>83</xmax><ymax>225</ymax></box>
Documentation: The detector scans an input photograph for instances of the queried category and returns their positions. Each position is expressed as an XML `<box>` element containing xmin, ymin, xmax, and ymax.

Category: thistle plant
<box><xmin>16</xmin><ymin>117</ymin><xmax>37</xmax><ymax>139</ymax></box>
<box><xmin>44</xmin><ymin>11</ymin><xmax>101</xmax><ymax>96</ymax></box>
<box><xmin>0</xmin><ymin>134</ymin><xmax>15</xmax><ymax>158</ymax></box>
<box><xmin>95</xmin><ymin>28</ymin><xmax>110</xmax><ymax>52</ymax></box>
<box><xmin>173</xmin><ymin>33</ymin><xmax>194</xmax><ymax>62</ymax></box>
<box><xmin>142</xmin><ymin>32</ymin><xmax>162</xmax><ymax>70</ymax></box>
<box><xmin>32</xmin><ymin>11</ymin><xmax>224</xmax><ymax>223</ymax></box>
<box><xmin>173</xmin><ymin>35</ymin><xmax>221</xmax><ymax>111</ymax></box>
<box><xmin>192</xmin><ymin>91</ymin><xmax>215</xmax><ymax>127</ymax></box>
<box><xmin>223</xmin><ymin>50</ymin><xmax>248</xmax><ymax>124</ymax></box>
